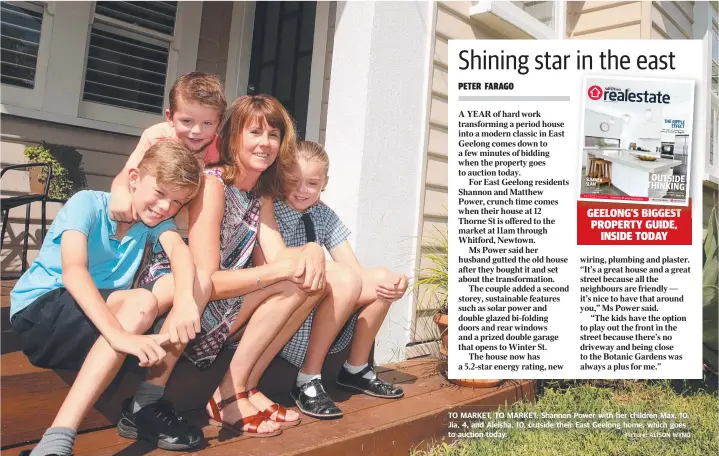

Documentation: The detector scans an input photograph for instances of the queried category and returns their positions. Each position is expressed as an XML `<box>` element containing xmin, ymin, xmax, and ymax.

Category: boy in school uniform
<box><xmin>11</xmin><ymin>140</ymin><xmax>207</xmax><ymax>456</ymax></box>
<box><xmin>109</xmin><ymin>71</ymin><xmax>227</xmax><ymax>224</ymax></box>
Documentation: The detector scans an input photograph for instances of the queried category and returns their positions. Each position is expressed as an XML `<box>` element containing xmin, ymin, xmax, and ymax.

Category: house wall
<box><xmin>321</xmin><ymin>1</ymin><xmax>434</xmax><ymax>363</ymax></box>
<box><xmin>196</xmin><ymin>2</ymin><xmax>234</xmax><ymax>86</ymax></box>
<box><xmin>566</xmin><ymin>2</ymin><xmax>696</xmax><ymax>40</ymax></box>
<box><xmin>1</xmin><ymin>1</ymin><xmax>234</xmax><ymax>273</ymax></box>
<box><xmin>567</xmin><ymin>1</ymin><xmax>643</xmax><ymax>39</ymax></box>
<box><xmin>649</xmin><ymin>1</ymin><xmax>694</xmax><ymax>39</ymax></box>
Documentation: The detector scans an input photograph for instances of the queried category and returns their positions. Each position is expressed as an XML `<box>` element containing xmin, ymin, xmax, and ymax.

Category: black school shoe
<box><xmin>116</xmin><ymin>398</ymin><xmax>202</xmax><ymax>450</ymax></box>
<box><xmin>290</xmin><ymin>378</ymin><xmax>343</xmax><ymax>419</ymax></box>
<box><xmin>336</xmin><ymin>365</ymin><xmax>405</xmax><ymax>398</ymax></box>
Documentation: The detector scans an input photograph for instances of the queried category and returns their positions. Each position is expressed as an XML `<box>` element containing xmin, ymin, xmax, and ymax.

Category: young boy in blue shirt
<box><xmin>11</xmin><ymin>140</ymin><xmax>208</xmax><ymax>455</ymax></box>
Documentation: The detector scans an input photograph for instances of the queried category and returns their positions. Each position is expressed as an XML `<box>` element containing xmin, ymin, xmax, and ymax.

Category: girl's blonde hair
<box><xmin>284</xmin><ymin>141</ymin><xmax>331</xmax><ymax>195</ymax></box>
<box><xmin>216</xmin><ymin>94</ymin><xmax>296</xmax><ymax>198</ymax></box>
<box><xmin>296</xmin><ymin>141</ymin><xmax>330</xmax><ymax>177</ymax></box>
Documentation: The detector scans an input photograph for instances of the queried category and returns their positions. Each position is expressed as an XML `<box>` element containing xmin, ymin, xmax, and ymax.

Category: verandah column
<box><xmin>322</xmin><ymin>1</ymin><xmax>435</xmax><ymax>363</ymax></box>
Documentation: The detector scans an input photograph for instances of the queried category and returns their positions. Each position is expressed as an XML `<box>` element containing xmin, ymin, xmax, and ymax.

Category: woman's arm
<box><xmin>187</xmin><ymin>178</ymin><xmax>295</xmax><ymax>300</ymax></box>
<box><xmin>187</xmin><ymin>175</ymin><xmax>223</xmax><ymax>275</ymax></box>
<box><xmin>256</xmin><ymin>197</ymin><xmax>326</xmax><ymax>291</ymax></box>
<box><xmin>158</xmin><ymin>229</ymin><xmax>200</xmax><ymax>343</ymax></box>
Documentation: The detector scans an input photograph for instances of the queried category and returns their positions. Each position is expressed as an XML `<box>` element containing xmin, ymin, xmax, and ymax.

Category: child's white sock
<box><xmin>31</xmin><ymin>427</ymin><xmax>76</xmax><ymax>456</ymax></box>
<box><xmin>344</xmin><ymin>361</ymin><xmax>376</xmax><ymax>380</ymax></box>
<box><xmin>296</xmin><ymin>371</ymin><xmax>322</xmax><ymax>397</ymax></box>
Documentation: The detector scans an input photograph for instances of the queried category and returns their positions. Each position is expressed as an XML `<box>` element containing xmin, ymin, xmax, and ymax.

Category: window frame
<box><xmin>78</xmin><ymin>2</ymin><xmax>178</xmax><ymax>127</ymax></box>
<box><xmin>0</xmin><ymin>1</ymin><xmax>54</xmax><ymax>110</ymax></box>
<box><xmin>0</xmin><ymin>0</ymin><xmax>202</xmax><ymax>135</ymax></box>
<box><xmin>469</xmin><ymin>0</ymin><xmax>566</xmax><ymax>40</ymax></box>
<box><xmin>709</xmin><ymin>94</ymin><xmax>719</xmax><ymax>183</ymax></box>
<box><xmin>713</xmin><ymin>20</ymin><xmax>718</xmax><ymax>69</ymax></box>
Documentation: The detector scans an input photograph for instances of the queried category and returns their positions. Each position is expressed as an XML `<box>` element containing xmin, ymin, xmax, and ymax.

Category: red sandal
<box><xmin>207</xmin><ymin>391</ymin><xmax>282</xmax><ymax>438</ymax></box>
<box><xmin>248</xmin><ymin>387</ymin><xmax>301</xmax><ymax>428</ymax></box>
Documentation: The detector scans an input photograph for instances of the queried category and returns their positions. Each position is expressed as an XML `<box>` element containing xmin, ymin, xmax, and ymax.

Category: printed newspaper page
<box><xmin>447</xmin><ymin>40</ymin><xmax>705</xmax><ymax>380</ymax></box>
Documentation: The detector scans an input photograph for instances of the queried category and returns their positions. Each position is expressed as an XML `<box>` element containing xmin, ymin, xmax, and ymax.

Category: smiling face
<box><xmin>166</xmin><ymin>95</ymin><xmax>222</xmax><ymax>153</ymax></box>
<box><xmin>236</xmin><ymin>116</ymin><xmax>282</xmax><ymax>175</ymax></box>
<box><xmin>129</xmin><ymin>169</ymin><xmax>193</xmax><ymax>226</ymax></box>
<box><xmin>285</xmin><ymin>158</ymin><xmax>327</xmax><ymax>212</ymax></box>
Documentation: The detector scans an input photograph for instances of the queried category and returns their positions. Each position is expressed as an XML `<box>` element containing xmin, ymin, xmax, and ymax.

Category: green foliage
<box><xmin>413</xmin><ymin>382</ymin><xmax>718</xmax><ymax>456</ymax></box>
<box><xmin>596</xmin><ymin>138</ymin><xmax>609</xmax><ymax>148</ymax></box>
<box><xmin>24</xmin><ymin>143</ymin><xmax>87</xmax><ymax>200</ymax></box>
<box><xmin>703</xmin><ymin>204</ymin><xmax>718</xmax><ymax>373</ymax></box>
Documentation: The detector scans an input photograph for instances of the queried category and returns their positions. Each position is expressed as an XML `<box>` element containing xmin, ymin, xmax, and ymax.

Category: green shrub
<box><xmin>414</xmin><ymin>228</ymin><xmax>448</xmax><ymax>315</ymax></box>
<box><xmin>703</xmin><ymin>204</ymin><xmax>718</xmax><ymax>373</ymax></box>
<box><xmin>24</xmin><ymin>143</ymin><xmax>87</xmax><ymax>201</ymax></box>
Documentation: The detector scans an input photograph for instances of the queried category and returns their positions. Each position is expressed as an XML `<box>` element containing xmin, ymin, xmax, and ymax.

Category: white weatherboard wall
<box><xmin>322</xmin><ymin>1</ymin><xmax>434</xmax><ymax>363</ymax></box>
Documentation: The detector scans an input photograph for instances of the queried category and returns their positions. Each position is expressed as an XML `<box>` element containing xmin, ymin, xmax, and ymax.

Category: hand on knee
<box><xmin>120</xmin><ymin>290</ymin><xmax>159</xmax><ymax>334</ymax></box>
<box><xmin>110</xmin><ymin>292</ymin><xmax>167</xmax><ymax>367</ymax></box>
<box><xmin>372</xmin><ymin>267</ymin><xmax>408</xmax><ymax>304</ymax></box>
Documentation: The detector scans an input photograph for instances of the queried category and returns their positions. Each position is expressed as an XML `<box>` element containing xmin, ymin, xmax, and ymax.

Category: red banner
<box><xmin>577</xmin><ymin>200</ymin><xmax>692</xmax><ymax>245</ymax></box>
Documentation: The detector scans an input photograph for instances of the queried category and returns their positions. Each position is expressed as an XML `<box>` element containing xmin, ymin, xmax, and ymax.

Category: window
<box><xmin>0</xmin><ymin>1</ymin><xmax>201</xmax><ymax>134</ymax></box>
<box><xmin>585</xmin><ymin>136</ymin><xmax>620</xmax><ymax>148</ymax></box>
<box><xmin>83</xmin><ymin>2</ymin><xmax>177</xmax><ymax>115</ymax></box>
<box><xmin>511</xmin><ymin>1</ymin><xmax>553</xmax><ymax>29</ymax></box>
<box><xmin>95</xmin><ymin>1</ymin><xmax>176</xmax><ymax>35</ymax></box>
<box><xmin>469</xmin><ymin>0</ymin><xmax>566</xmax><ymax>39</ymax></box>
<box><xmin>1</xmin><ymin>2</ymin><xmax>43</xmax><ymax>89</ymax></box>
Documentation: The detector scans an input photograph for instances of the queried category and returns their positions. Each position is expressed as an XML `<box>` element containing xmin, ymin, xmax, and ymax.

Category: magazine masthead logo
<box><xmin>587</xmin><ymin>85</ymin><xmax>603</xmax><ymax>100</ymax></box>
<box><xmin>589</xmin><ymin>85</ymin><xmax>671</xmax><ymax>104</ymax></box>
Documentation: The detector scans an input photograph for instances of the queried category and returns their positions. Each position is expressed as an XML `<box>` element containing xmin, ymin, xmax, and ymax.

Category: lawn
<box><xmin>413</xmin><ymin>378</ymin><xmax>718</xmax><ymax>456</ymax></box>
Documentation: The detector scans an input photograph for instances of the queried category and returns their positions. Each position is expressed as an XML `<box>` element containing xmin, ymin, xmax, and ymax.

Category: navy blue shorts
<box><xmin>11</xmin><ymin>282</ymin><xmax>157</xmax><ymax>370</ymax></box>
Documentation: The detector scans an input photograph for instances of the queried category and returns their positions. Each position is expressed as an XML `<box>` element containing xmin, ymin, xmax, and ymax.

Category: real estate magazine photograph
<box><xmin>579</xmin><ymin>76</ymin><xmax>695</xmax><ymax>207</ymax></box>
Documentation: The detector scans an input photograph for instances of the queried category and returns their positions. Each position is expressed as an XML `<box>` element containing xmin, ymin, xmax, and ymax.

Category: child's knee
<box><xmin>116</xmin><ymin>290</ymin><xmax>159</xmax><ymax>333</ymax></box>
<box><xmin>373</xmin><ymin>266</ymin><xmax>395</xmax><ymax>284</ymax></box>
<box><xmin>329</xmin><ymin>266</ymin><xmax>362</xmax><ymax>303</ymax></box>
<box><xmin>277</xmin><ymin>279</ymin><xmax>309</xmax><ymax>304</ymax></box>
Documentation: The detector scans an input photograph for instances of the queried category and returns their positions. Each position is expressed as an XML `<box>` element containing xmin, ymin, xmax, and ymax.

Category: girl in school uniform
<box><xmin>255</xmin><ymin>140</ymin><xmax>409</xmax><ymax>418</ymax></box>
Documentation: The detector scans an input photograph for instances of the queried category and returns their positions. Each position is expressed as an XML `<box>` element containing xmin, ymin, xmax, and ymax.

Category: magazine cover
<box><xmin>578</xmin><ymin>76</ymin><xmax>695</xmax><ymax>207</ymax></box>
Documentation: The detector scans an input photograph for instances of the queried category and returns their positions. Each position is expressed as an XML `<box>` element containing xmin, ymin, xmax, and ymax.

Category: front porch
<box><xmin>1</xmin><ymin>279</ymin><xmax>535</xmax><ymax>455</ymax></box>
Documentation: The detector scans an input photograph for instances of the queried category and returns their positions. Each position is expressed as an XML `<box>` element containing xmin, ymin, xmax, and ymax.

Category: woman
<box><xmin>141</xmin><ymin>94</ymin><xmax>325</xmax><ymax>437</ymax></box>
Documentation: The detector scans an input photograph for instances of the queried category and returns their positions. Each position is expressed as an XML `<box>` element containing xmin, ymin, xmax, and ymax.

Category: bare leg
<box><xmin>298</xmin><ymin>263</ymin><xmax>362</xmax><ymax>375</ymax></box>
<box><xmin>208</xmin><ymin>280</ymin><xmax>309</xmax><ymax>434</ymax></box>
<box><xmin>51</xmin><ymin>290</ymin><xmax>160</xmax><ymax>429</ymax></box>
<box><xmin>243</xmin><ymin>289</ymin><xmax>323</xmax><ymax>421</ymax></box>
<box><xmin>347</xmin><ymin>267</ymin><xmax>397</xmax><ymax>367</ymax></box>
<box><xmin>144</xmin><ymin>269</ymin><xmax>213</xmax><ymax>386</ymax></box>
